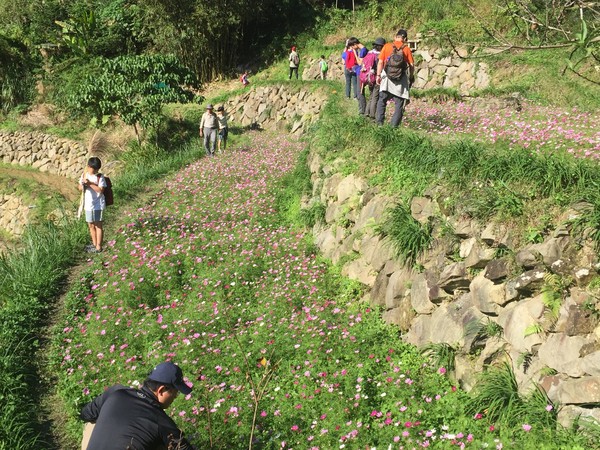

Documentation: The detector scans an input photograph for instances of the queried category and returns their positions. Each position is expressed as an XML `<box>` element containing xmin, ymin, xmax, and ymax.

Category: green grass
<box><xmin>0</xmin><ymin>133</ymin><xmax>209</xmax><ymax>449</ymax></box>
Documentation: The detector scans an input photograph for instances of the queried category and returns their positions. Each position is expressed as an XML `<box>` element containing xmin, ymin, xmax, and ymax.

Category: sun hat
<box><xmin>148</xmin><ymin>362</ymin><xmax>192</xmax><ymax>395</ymax></box>
<box><xmin>373</xmin><ymin>37</ymin><xmax>386</xmax><ymax>46</ymax></box>
<box><xmin>206</xmin><ymin>104</ymin><xmax>214</xmax><ymax>110</ymax></box>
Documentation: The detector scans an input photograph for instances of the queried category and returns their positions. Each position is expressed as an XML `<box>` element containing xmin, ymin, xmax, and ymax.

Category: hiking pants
<box><xmin>203</xmin><ymin>127</ymin><xmax>217</xmax><ymax>156</ymax></box>
<box><xmin>376</xmin><ymin>90</ymin><xmax>406</xmax><ymax>127</ymax></box>
<box><xmin>344</xmin><ymin>68</ymin><xmax>358</xmax><ymax>99</ymax></box>
<box><xmin>289</xmin><ymin>67</ymin><xmax>299</xmax><ymax>80</ymax></box>
<box><xmin>357</xmin><ymin>83</ymin><xmax>367</xmax><ymax>115</ymax></box>
<box><xmin>365</xmin><ymin>84</ymin><xmax>380</xmax><ymax>119</ymax></box>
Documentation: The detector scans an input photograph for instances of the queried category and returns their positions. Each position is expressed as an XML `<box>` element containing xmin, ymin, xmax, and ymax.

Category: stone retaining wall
<box><xmin>0</xmin><ymin>131</ymin><xmax>88</xmax><ymax>179</ymax></box>
<box><xmin>303</xmin><ymin>46</ymin><xmax>489</xmax><ymax>94</ymax></box>
<box><xmin>307</xmin><ymin>149</ymin><xmax>600</xmax><ymax>428</ymax></box>
<box><xmin>223</xmin><ymin>85</ymin><xmax>327</xmax><ymax>134</ymax></box>
<box><xmin>0</xmin><ymin>193</ymin><xmax>31</xmax><ymax>237</ymax></box>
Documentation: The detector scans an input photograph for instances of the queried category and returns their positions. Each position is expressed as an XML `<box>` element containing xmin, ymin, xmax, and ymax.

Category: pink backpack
<box><xmin>359</xmin><ymin>51</ymin><xmax>379</xmax><ymax>87</ymax></box>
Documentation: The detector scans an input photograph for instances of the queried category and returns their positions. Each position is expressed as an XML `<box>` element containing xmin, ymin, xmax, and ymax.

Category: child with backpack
<box><xmin>78</xmin><ymin>156</ymin><xmax>108</xmax><ymax>253</ymax></box>
<box><xmin>358</xmin><ymin>37</ymin><xmax>386</xmax><ymax>118</ymax></box>
<box><xmin>319</xmin><ymin>55</ymin><xmax>328</xmax><ymax>80</ymax></box>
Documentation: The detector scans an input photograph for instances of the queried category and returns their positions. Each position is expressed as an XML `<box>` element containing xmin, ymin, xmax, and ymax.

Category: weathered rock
<box><xmin>314</xmin><ymin>226</ymin><xmax>338</xmax><ymax>259</ymax></box>
<box><xmin>385</xmin><ymin>269</ymin><xmax>414</xmax><ymax>309</ymax></box>
<box><xmin>404</xmin><ymin>295</ymin><xmax>484</xmax><ymax>347</ymax></box>
<box><xmin>370</xmin><ymin>266</ymin><xmax>392</xmax><ymax>307</ymax></box>
<box><xmin>325</xmin><ymin>202</ymin><xmax>345</xmax><ymax>224</ymax></box>
<box><xmin>538</xmin><ymin>333</ymin><xmax>595</xmax><ymax>377</ymax></box>
<box><xmin>497</xmin><ymin>295</ymin><xmax>545</xmax><ymax>352</ymax></box>
<box><xmin>561</xmin><ymin>304</ymin><xmax>599</xmax><ymax>336</ymax></box>
<box><xmin>337</xmin><ymin>174</ymin><xmax>367</xmax><ymax>204</ymax></box>
<box><xmin>370</xmin><ymin>238</ymin><xmax>396</xmax><ymax>272</ymax></box>
<box><xmin>579</xmin><ymin>351</ymin><xmax>600</xmax><ymax>377</ymax></box>
<box><xmin>410</xmin><ymin>197</ymin><xmax>439</xmax><ymax>224</ymax></box>
<box><xmin>513</xmin><ymin>268</ymin><xmax>546</xmax><ymax>295</ymax></box>
<box><xmin>341</xmin><ymin>257</ymin><xmax>376</xmax><ymax>286</ymax></box>
<box><xmin>459</xmin><ymin>237</ymin><xmax>476</xmax><ymax>259</ymax></box>
<box><xmin>557</xmin><ymin>405</ymin><xmax>600</xmax><ymax>429</ymax></box>
<box><xmin>553</xmin><ymin>377</ymin><xmax>600</xmax><ymax>405</ymax></box>
<box><xmin>484</xmin><ymin>258</ymin><xmax>510</xmax><ymax>282</ymax></box>
<box><xmin>451</xmin><ymin>217</ymin><xmax>475</xmax><ymax>238</ymax></box>
<box><xmin>382</xmin><ymin>297</ymin><xmax>416</xmax><ymax>331</ymax></box>
<box><xmin>410</xmin><ymin>272</ymin><xmax>437</xmax><ymax>314</ymax></box>
<box><xmin>470</xmin><ymin>273</ymin><xmax>507</xmax><ymax>314</ymax></box>
<box><xmin>465</xmin><ymin>240</ymin><xmax>496</xmax><ymax>269</ymax></box>
<box><xmin>353</xmin><ymin>195</ymin><xmax>393</xmax><ymax>231</ymax></box>
<box><xmin>438</xmin><ymin>262</ymin><xmax>470</xmax><ymax>293</ymax></box>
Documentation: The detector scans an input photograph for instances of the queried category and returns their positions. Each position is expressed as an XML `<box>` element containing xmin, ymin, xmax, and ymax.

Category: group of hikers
<box><xmin>343</xmin><ymin>28</ymin><xmax>415</xmax><ymax>127</ymax></box>
<box><xmin>284</xmin><ymin>29</ymin><xmax>415</xmax><ymax>127</ymax></box>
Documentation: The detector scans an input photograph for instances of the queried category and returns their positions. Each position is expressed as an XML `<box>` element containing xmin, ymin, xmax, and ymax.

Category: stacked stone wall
<box><xmin>302</xmin><ymin>46</ymin><xmax>489</xmax><ymax>94</ymax></box>
<box><xmin>307</xmin><ymin>150</ymin><xmax>600</xmax><ymax>427</ymax></box>
<box><xmin>0</xmin><ymin>131</ymin><xmax>87</xmax><ymax>179</ymax></box>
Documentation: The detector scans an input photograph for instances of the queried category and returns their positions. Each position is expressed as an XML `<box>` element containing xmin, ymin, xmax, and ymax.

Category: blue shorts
<box><xmin>86</xmin><ymin>210</ymin><xmax>103</xmax><ymax>223</ymax></box>
<box><xmin>218</xmin><ymin>128</ymin><xmax>228</xmax><ymax>140</ymax></box>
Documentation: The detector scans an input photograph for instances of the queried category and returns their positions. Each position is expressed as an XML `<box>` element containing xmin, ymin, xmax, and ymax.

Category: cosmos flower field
<box><xmin>404</xmin><ymin>100</ymin><xmax>600</xmax><ymax>159</ymax></box>
<box><xmin>54</xmin><ymin>132</ymin><xmax>580</xmax><ymax>449</ymax></box>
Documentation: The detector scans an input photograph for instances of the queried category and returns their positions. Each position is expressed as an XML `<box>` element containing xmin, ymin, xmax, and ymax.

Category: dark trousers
<box><xmin>365</xmin><ymin>84</ymin><xmax>380</xmax><ymax>119</ymax></box>
<box><xmin>289</xmin><ymin>67</ymin><xmax>299</xmax><ymax>79</ymax></box>
<box><xmin>376</xmin><ymin>90</ymin><xmax>406</xmax><ymax>127</ymax></box>
<box><xmin>344</xmin><ymin>68</ymin><xmax>358</xmax><ymax>98</ymax></box>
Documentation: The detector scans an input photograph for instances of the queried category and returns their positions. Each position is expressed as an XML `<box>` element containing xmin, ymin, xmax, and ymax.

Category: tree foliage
<box><xmin>66</xmin><ymin>54</ymin><xmax>197</xmax><ymax>141</ymax></box>
<box><xmin>466</xmin><ymin>0</ymin><xmax>600</xmax><ymax>84</ymax></box>
<box><xmin>0</xmin><ymin>34</ymin><xmax>34</xmax><ymax>112</ymax></box>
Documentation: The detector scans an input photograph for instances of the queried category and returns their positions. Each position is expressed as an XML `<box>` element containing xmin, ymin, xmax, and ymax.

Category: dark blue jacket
<box><xmin>80</xmin><ymin>385</ymin><xmax>195</xmax><ymax>450</ymax></box>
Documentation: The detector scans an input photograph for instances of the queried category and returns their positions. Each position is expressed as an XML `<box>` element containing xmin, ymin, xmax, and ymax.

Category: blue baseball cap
<box><xmin>148</xmin><ymin>362</ymin><xmax>192</xmax><ymax>395</ymax></box>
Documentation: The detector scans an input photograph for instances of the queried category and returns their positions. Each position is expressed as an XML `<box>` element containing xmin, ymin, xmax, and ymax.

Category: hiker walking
<box><xmin>199</xmin><ymin>104</ymin><xmax>218</xmax><ymax>156</ymax></box>
<box><xmin>240</xmin><ymin>70</ymin><xmax>250</xmax><ymax>86</ymax></box>
<box><xmin>78</xmin><ymin>157</ymin><xmax>107</xmax><ymax>254</ymax></box>
<box><xmin>216</xmin><ymin>105</ymin><xmax>229</xmax><ymax>153</ymax></box>
<box><xmin>289</xmin><ymin>46</ymin><xmax>300</xmax><ymax>80</ymax></box>
<box><xmin>342</xmin><ymin>37</ymin><xmax>366</xmax><ymax>99</ymax></box>
<box><xmin>375</xmin><ymin>29</ymin><xmax>415</xmax><ymax>127</ymax></box>
<box><xmin>80</xmin><ymin>361</ymin><xmax>196</xmax><ymax>450</ymax></box>
<box><xmin>318</xmin><ymin>55</ymin><xmax>328</xmax><ymax>80</ymax></box>
<box><xmin>359</xmin><ymin>37</ymin><xmax>386</xmax><ymax>119</ymax></box>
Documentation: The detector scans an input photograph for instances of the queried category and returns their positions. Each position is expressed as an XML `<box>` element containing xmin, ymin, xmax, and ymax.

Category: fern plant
<box><xmin>420</xmin><ymin>342</ymin><xmax>457</xmax><ymax>372</ymax></box>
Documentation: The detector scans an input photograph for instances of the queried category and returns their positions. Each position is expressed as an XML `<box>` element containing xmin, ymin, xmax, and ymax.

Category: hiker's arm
<box><xmin>82</xmin><ymin>178</ymin><xmax>104</xmax><ymax>194</ymax></box>
<box><xmin>407</xmin><ymin>50</ymin><xmax>415</xmax><ymax>86</ymax></box>
<box><xmin>375</xmin><ymin>59</ymin><xmax>384</xmax><ymax>85</ymax></box>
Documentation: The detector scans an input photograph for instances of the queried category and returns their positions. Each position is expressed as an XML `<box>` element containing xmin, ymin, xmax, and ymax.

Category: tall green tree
<box><xmin>66</xmin><ymin>54</ymin><xmax>197</xmax><ymax>142</ymax></box>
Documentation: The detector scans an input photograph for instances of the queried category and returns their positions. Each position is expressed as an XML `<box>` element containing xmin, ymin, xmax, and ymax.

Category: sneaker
<box><xmin>87</xmin><ymin>247</ymin><xmax>103</xmax><ymax>254</ymax></box>
<box><xmin>85</xmin><ymin>244</ymin><xmax>95</xmax><ymax>251</ymax></box>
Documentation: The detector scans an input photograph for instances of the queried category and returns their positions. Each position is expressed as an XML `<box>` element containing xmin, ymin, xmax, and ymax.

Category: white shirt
<box><xmin>81</xmin><ymin>173</ymin><xmax>107</xmax><ymax>211</ymax></box>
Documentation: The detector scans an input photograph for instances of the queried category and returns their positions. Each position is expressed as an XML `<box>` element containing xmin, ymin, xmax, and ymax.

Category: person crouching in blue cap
<box><xmin>80</xmin><ymin>361</ymin><xmax>196</xmax><ymax>450</ymax></box>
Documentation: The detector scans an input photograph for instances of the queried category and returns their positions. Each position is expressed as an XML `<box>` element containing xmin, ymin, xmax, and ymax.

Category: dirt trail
<box><xmin>1</xmin><ymin>167</ymin><xmax>80</xmax><ymax>202</ymax></box>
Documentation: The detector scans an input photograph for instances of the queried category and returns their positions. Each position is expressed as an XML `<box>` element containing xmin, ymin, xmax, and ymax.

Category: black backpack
<box><xmin>99</xmin><ymin>174</ymin><xmax>114</xmax><ymax>206</ymax></box>
<box><xmin>386</xmin><ymin>44</ymin><xmax>408</xmax><ymax>81</ymax></box>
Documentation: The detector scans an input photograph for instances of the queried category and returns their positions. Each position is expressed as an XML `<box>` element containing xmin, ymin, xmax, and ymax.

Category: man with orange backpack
<box><xmin>375</xmin><ymin>29</ymin><xmax>415</xmax><ymax>127</ymax></box>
